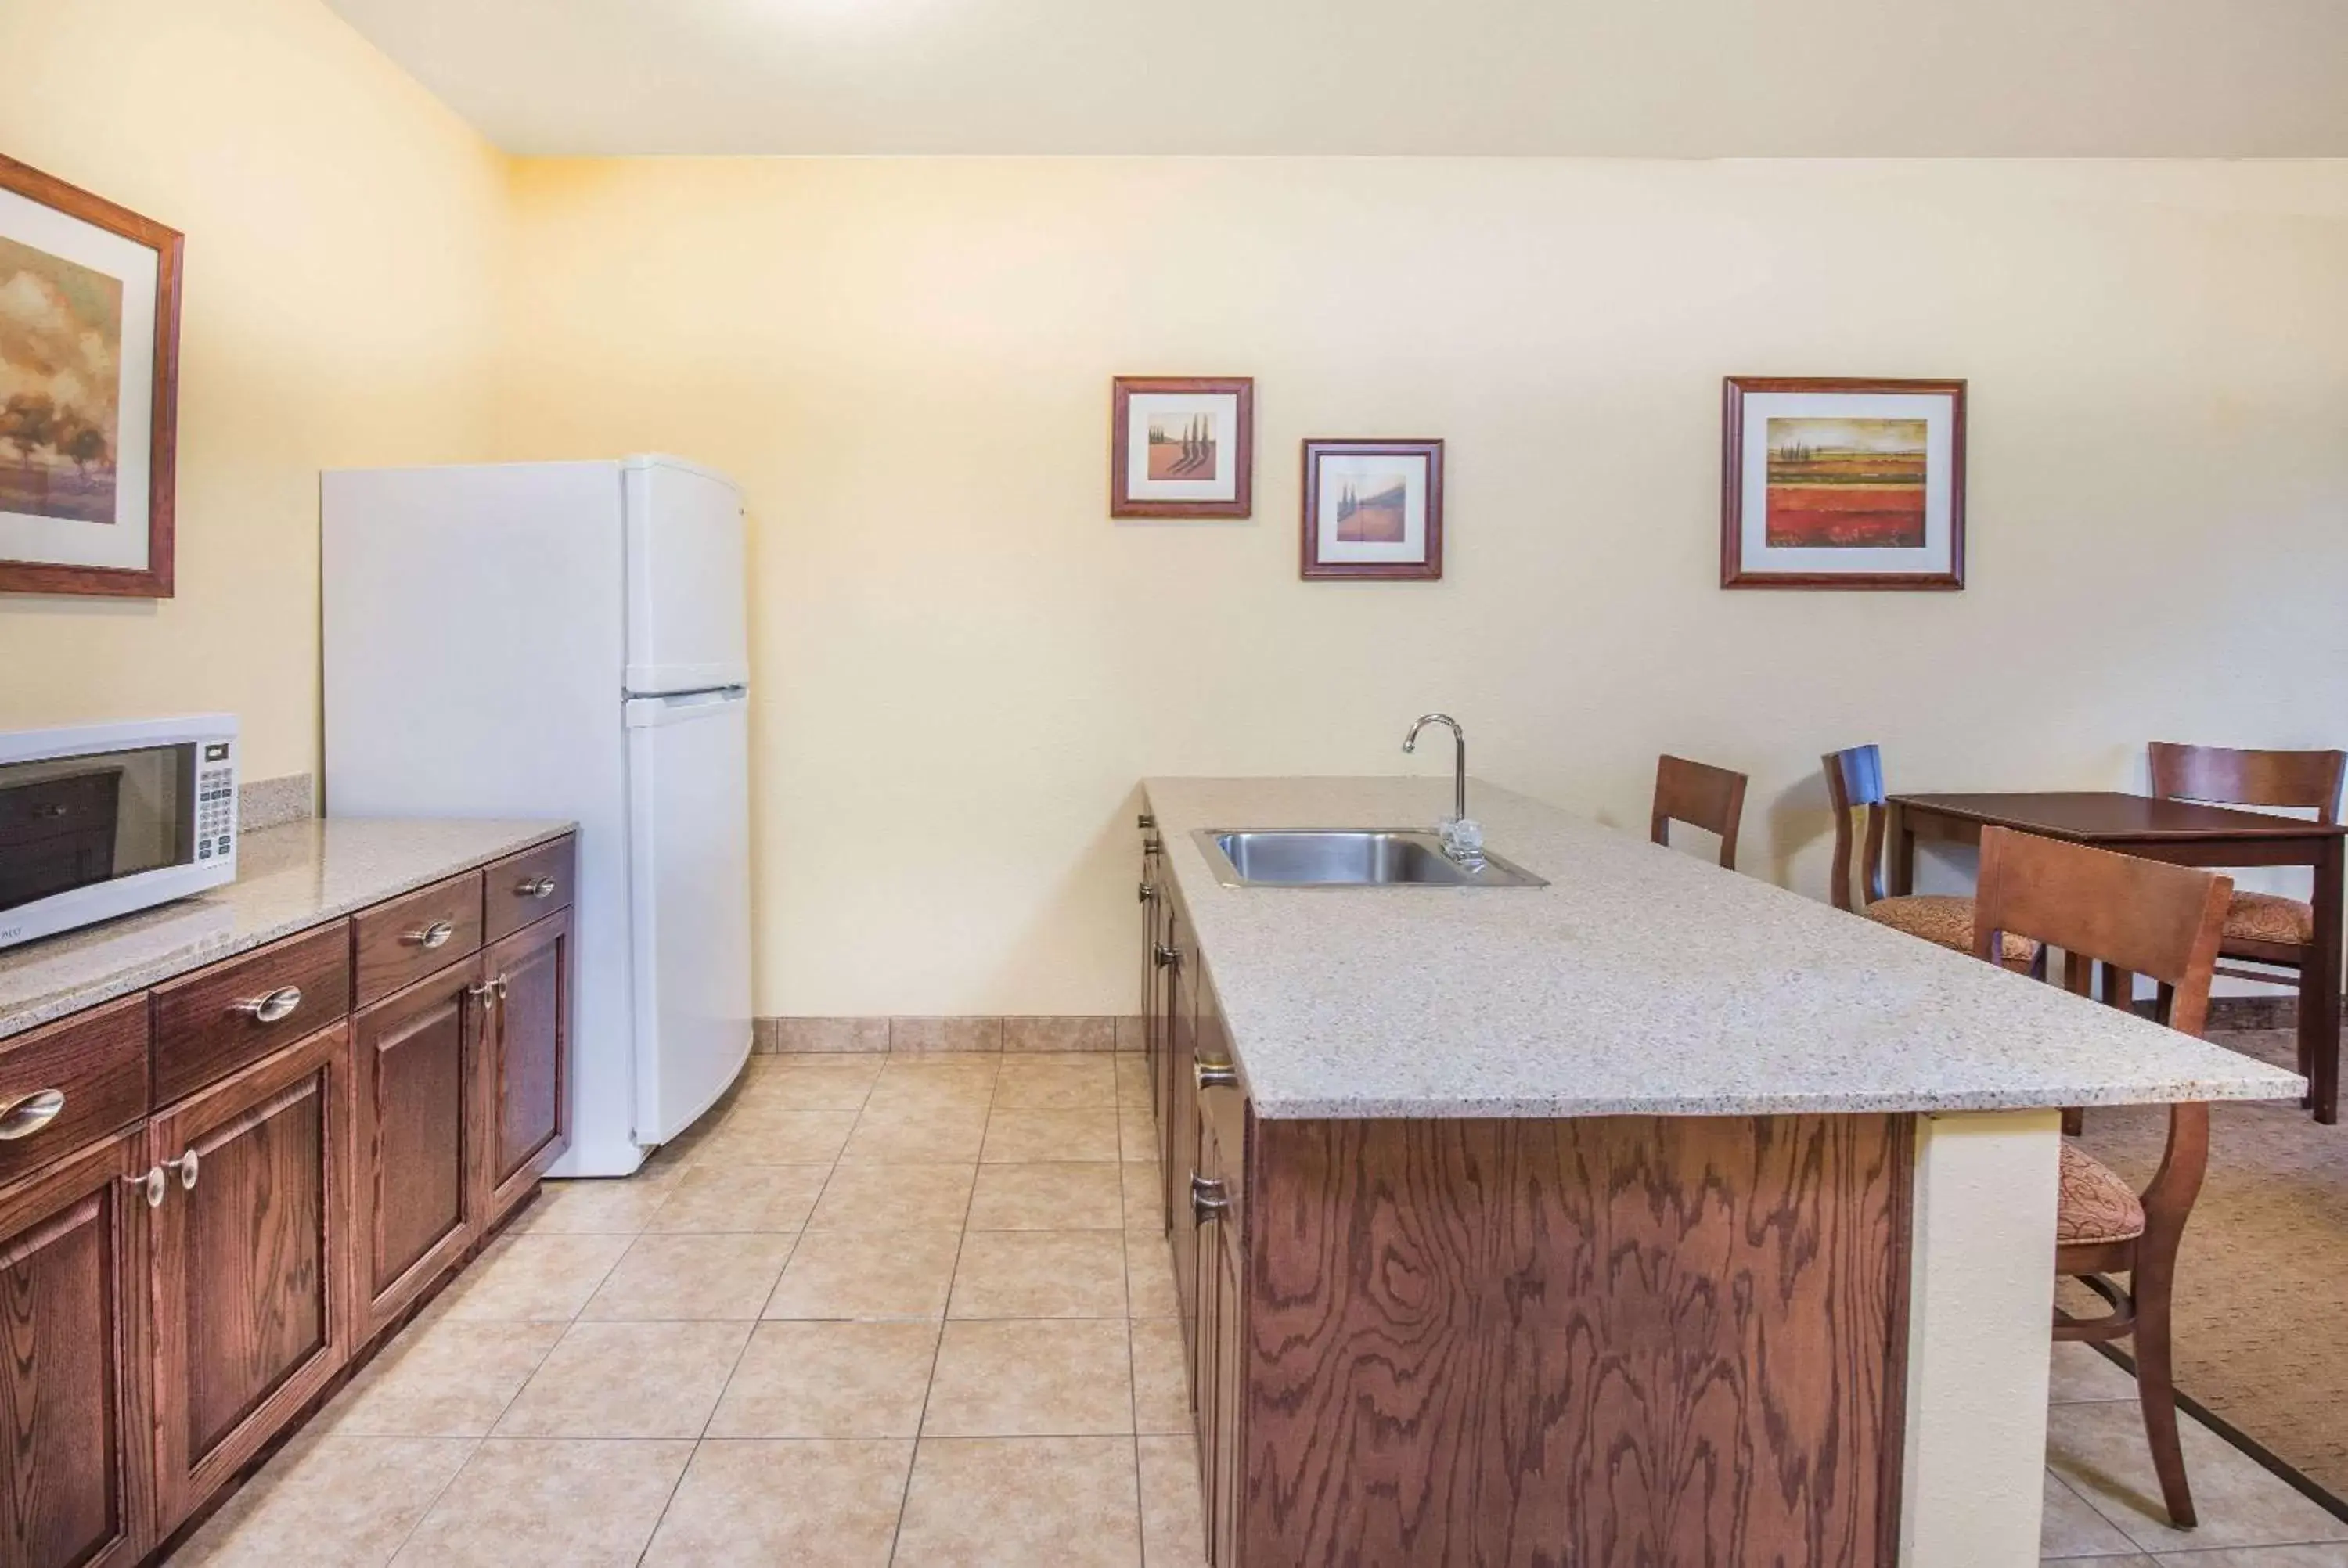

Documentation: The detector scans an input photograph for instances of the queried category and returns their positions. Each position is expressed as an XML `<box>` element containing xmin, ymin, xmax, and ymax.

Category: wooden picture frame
<box><xmin>1301</xmin><ymin>439</ymin><xmax>1444</xmax><ymax>581</ymax></box>
<box><xmin>1111</xmin><ymin>376</ymin><xmax>1253</xmax><ymax>519</ymax></box>
<box><xmin>0</xmin><ymin>154</ymin><xmax>182</xmax><ymax>598</ymax></box>
<box><xmin>1721</xmin><ymin>376</ymin><xmax>1964</xmax><ymax>592</ymax></box>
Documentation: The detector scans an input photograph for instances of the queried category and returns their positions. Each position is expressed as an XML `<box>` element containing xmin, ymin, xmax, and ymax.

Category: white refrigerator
<box><xmin>322</xmin><ymin>456</ymin><xmax>754</xmax><ymax>1177</ymax></box>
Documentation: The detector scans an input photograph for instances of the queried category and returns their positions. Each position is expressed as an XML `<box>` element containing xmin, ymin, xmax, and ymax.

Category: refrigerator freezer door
<box><xmin>624</xmin><ymin>689</ymin><xmax>754</xmax><ymax>1143</ymax></box>
<box><xmin>624</xmin><ymin>455</ymin><xmax>750</xmax><ymax>696</ymax></box>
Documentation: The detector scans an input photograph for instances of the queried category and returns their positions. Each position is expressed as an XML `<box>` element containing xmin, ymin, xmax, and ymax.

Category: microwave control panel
<box><xmin>196</xmin><ymin>739</ymin><xmax>237</xmax><ymax>862</ymax></box>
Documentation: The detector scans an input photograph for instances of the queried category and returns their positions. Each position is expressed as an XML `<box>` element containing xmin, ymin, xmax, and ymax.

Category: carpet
<box><xmin>2074</xmin><ymin>1026</ymin><xmax>2348</xmax><ymax>1504</ymax></box>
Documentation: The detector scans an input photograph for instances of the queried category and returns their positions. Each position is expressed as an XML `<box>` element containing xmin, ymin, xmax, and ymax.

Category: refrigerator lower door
<box><xmin>624</xmin><ymin>688</ymin><xmax>754</xmax><ymax>1145</ymax></box>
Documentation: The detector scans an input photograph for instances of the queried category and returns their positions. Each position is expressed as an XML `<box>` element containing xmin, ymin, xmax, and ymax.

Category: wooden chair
<box><xmin>1821</xmin><ymin>744</ymin><xmax>2037</xmax><ymax>967</ymax></box>
<box><xmin>2149</xmin><ymin>743</ymin><xmax>2347</xmax><ymax>1077</ymax></box>
<box><xmin>1972</xmin><ymin>825</ymin><xmax>2232</xmax><ymax>1530</ymax></box>
<box><xmin>1651</xmin><ymin>755</ymin><xmax>1748</xmax><ymax>869</ymax></box>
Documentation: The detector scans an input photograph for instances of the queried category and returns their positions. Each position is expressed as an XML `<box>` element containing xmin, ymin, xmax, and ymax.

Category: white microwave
<box><xmin>0</xmin><ymin>716</ymin><xmax>239</xmax><ymax>951</ymax></box>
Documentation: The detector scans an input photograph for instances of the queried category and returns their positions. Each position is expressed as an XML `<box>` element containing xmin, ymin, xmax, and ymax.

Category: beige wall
<box><xmin>0</xmin><ymin>0</ymin><xmax>508</xmax><ymax>783</ymax></box>
<box><xmin>497</xmin><ymin>157</ymin><xmax>2348</xmax><ymax>1017</ymax></box>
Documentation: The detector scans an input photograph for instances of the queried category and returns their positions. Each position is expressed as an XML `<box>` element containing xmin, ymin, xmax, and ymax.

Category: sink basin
<box><xmin>1194</xmin><ymin>829</ymin><xmax>1547</xmax><ymax>889</ymax></box>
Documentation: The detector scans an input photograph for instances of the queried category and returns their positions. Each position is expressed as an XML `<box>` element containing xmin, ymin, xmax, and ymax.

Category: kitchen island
<box><xmin>1136</xmin><ymin>777</ymin><xmax>2300</xmax><ymax>1567</ymax></box>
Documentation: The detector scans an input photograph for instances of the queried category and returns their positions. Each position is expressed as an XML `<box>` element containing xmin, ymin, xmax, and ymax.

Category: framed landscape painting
<box><xmin>1111</xmin><ymin>376</ymin><xmax>1252</xmax><ymax>518</ymax></box>
<box><xmin>1720</xmin><ymin>376</ymin><xmax>1964</xmax><ymax>590</ymax></box>
<box><xmin>1301</xmin><ymin>438</ymin><xmax>1443</xmax><ymax>581</ymax></box>
<box><xmin>0</xmin><ymin>154</ymin><xmax>182</xmax><ymax>597</ymax></box>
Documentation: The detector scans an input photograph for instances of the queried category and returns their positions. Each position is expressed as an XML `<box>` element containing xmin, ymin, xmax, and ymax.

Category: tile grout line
<box><xmin>887</xmin><ymin>1063</ymin><xmax>991</xmax><ymax>1566</ymax></box>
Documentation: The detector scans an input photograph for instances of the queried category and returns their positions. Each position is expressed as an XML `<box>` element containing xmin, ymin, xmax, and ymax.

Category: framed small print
<box><xmin>0</xmin><ymin>154</ymin><xmax>182</xmax><ymax>597</ymax></box>
<box><xmin>1301</xmin><ymin>439</ymin><xmax>1443</xmax><ymax>581</ymax></box>
<box><xmin>1111</xmin><ymin>376</ymin><xmax>1252</xmax><ymax>518</ymax></box>
<box><xmin>1721</xmin><ymin>376</ymin><xmax>1964</xmax><ymax>591</ymax></box>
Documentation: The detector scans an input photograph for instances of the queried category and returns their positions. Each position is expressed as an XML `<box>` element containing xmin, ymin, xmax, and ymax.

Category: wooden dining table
<box><xmin>1889</xmin><ymin>791</ymin><xmax>2346</xmax><ymax>1123</ymax></box>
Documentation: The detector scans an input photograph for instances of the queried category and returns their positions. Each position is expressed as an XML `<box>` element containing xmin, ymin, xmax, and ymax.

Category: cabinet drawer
<box><xmin>153</xmin><ymin>924</ymin><xmax>352</xmax><ymax>1106</ymax></box>
<box><xmin>483</xmin><ymin>836</ymin><xmax>574</xmax><ymax>944</ymax></box>
<box><xmin>354</xmin><ymin>872</ymin><xmax>484</xmax><ymax>1006</ymax></box>
<box><xmin>0</xmin><ymin>994</ymin><xmax>149</xmax><ymax>1189</ymax></box>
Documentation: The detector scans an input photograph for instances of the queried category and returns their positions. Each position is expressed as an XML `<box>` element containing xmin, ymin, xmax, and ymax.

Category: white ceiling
<box><xmin>323</xmin><ymin>0</ymin><xmax>2348</xmax><ymax>157</ymax></box>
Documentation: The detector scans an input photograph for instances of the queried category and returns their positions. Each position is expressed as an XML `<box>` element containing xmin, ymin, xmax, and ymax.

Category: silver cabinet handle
<box><xmin>1195</xmin><ymin>1059</ymin><xmax>1238</xmax><ymax>1092</ymax></box>
<box><xmin>0</xmin><ymin>1089</ymin><xmax>67</xmax><ymax>1141</ymax></box>
<box><xmin>518</xmin><ymin>876</ymin><xmax>557</xmax><ymax>899</ymax></box>
<box><xmin>236</xmin><ymin>985</ymin><xmax>304</xmax><ymax>1024</ymax></box>
<box><xmin>1153</xmin><ymin>944</ymin><xmax>1176</xmax><ymax>969</ymax></box>
<box><xmin>126</xmin><ymin>1166</ymin><xmax>167</xmax><ymax>1208</ymax></box>
<box><xmin>175</xmin><ymin>1149</ymin><xmax>200</xmax><ymax>1190</ymax></box>
<box><xmin>1189</xmin><ymin>1171</ymin><xmax>1230</xmax><ymax>1227</ymax></box>
<box><xmin>405</xmin><ymin>919</ymin><xmax>456</xmax><ymax>949</ymax></box>
<box><xmin>0</xmin><ymin>1088</ymin><xmax>65</xmax><ymax>1140</ymax></box>
<box><xmin>1137</xmin><ymin>881</ymin><xmax>1155</xmax><ymax>905</ymax></box>
<box><xmin>467</xmin><ymin>979</ymin><xmax>498</xmax><ymax>1012</ymax></box>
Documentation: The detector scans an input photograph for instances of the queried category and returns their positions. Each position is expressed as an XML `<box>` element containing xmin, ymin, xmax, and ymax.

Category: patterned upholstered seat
<box><xmin>1864</xmin><ymin>894</ymin><xmax>2040</xmax><ymax>964</ymax></box>
<box><xmin>2223</xmin><ymin>890</ymin><xmax>2315</xmax><ymax>948</ymax></box>
<box><xmin>2057</xmin><ymin>1142</ymin><xmax>2146</xmax><ymax>1245</ymax></box>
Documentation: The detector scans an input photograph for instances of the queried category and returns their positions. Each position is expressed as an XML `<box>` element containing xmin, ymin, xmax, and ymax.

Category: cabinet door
<box><xmin>1165</xmin><ymin>909</ymin><xmax>1202</xmax><ymax>1340</ymax></box>
<box><xmin>475</xmin><ymin>909</ymin><xmax>571</xmax><ymax>1228</ymax></box>
<box><xmin>1139</xmin><ymin>830</ymin><xmax>1163</xmax><ymax>1119</ymax></box>
<box><xmin>0</xmin><ymin>1129</ymin><xmax>152</xmax><ymax>1568</ymax></box>
<box><xmin>149</xmin><ymin>1023</ymin><xmax>351</xmax><ymax>1535</ymax></box>
<box><xmin>351</xmin><ymin>958</ymin><xmax>483</xmax><ymax>1343</ymax></box>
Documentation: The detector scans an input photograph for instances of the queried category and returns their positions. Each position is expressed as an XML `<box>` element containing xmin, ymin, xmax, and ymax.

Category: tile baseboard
<box><xmin>755</xmin><ymin>1016</ymin><xmax>1145</xmax><ymax>1054</ymax></box>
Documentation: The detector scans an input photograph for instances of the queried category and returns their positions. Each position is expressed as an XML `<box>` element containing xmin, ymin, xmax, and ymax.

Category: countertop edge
<box><xmin>0</xmin><ymin>818</ymin><xmax>575</xmax><ymax>1041</ymax></box>
<box><xmin>1144</xmin><ymin>776</ymin><xmax>2310</xmax><ymax>1121</ymax></box>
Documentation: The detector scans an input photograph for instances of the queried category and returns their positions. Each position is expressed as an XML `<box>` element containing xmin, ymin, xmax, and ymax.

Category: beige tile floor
<box><xmin>167</xmin><ymin>1049</ymin><xmax>2348</xmax><ymax>1566</ymax></box>
<box><xmin>2041</xmin><ymin>1342</ymin><xmax>2348</xmax><ymax>1565</ymax></box>
<box><xmin>170</xmin><ymin>1050</ymin><xmax>1197</xmax><ymax>1568</ymax></box>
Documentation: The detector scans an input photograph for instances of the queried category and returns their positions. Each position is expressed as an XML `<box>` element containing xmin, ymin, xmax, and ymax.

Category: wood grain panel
<box><xmin>0</xmin><ymin>1130</ymin><xmax>150</xmax><ymax>1568</ymax></box>
<box><xmin>152</xmin><ymin>922</ymin><xmax>351</xmax><ymax>1106</ymax></box>
<box><xmin>353</xmin><ymin>873</ymin><xmax>483</xmax><ymax>1007</ymax></box>
<box><xmin>482</xmin><ymin>836</ymin><xmax>574</xmax><ymax>944</ymax></box>
<box><xmin>1242</xmin><ymin>1114</ymin><xmax>1913</xmax><ymax>1567</ymax></box>
<box><xmin>0</xmin><ymin>994</ymin><xmax>149</xmax><ymax>1189</ymax></box>
<box><xmin>150</xmin><ymin>1022</ymin><xmax>350</xmax><ymax>1534</ymax></box>
<box><xmin>352</xmin><ymin>960</ymin><xmax>478</xmax><ymax>1337</ymax></box>
<box><xmin>477</xmin><ymin>911</ymin><xmax>570</xmax><ymax>1226</ymax></box>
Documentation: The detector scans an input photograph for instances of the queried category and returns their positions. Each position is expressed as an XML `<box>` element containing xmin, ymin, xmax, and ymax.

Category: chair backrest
<box><xmin>2148</xmin><ymin>742</ymin><xmax>2346</xmax><ymax>826</ymax></box>
<box><xmin>1821</xmin><ymin>744</ymin><xmax>1889</xmax><ymax>911</ymax></box>
<box><xmin>1651</xmin><ymin>755</ymin><xmax>1748</xmax><ymax>870</ymax></box>
<box><xmin>1973</xmin><ymin>825</ymin><xmax>2232</xmax><ymax>1037</ymax></box>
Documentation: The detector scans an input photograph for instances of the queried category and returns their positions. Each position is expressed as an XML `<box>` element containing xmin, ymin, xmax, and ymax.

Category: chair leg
<box><xmin>2133</xmin><ymin>1294</ymin><xmax>2198</xmax><ymax>1529</ymax></box>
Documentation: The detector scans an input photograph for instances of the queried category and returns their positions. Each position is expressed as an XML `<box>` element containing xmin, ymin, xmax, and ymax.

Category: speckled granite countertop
<box><xmin>0</xmin><ymin>817</ymin><xmax>572</xmax><ymax>1040</ymax></box>
<box><xmin>1143</xmin><ymin>776</ymin><xmax>2307</xmax><ymax>1120</ymax></box>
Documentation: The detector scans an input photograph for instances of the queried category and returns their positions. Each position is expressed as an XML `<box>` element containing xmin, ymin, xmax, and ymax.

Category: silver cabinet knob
<box><xmin>1153</xmin><ymin>944</ymin><xmax>1176</xmax><ymax>969</ymax></box>
<box><xmin>1137</xmin><ymin>881</ymin><xmax>1156</xmax><ymax>905</ymax></box>
<box><xmin>405</xmin><ymin>919</ymin><xmax>456</xmax><ymax>949</ymax></box>
<box><xmin>0</xmin><ymin>1088</ymin><xmax>65</xmax><ymax>1140</ymax></box>
<box><xmin>467</xmin><ymin>978</ymin><xmax>499</xmax><ymax>1012</ymax></box>
<box><xmin>126</xmin><ymin>1166</ymin><xmax>167</xmax><ymax>1208</ymax></box>
<box><xmin>175</xmin><ymin>1149</ymin><xmax>200</xmax><ymax>1190</ymax></box>
<box><xmin>236</xmin><ymin>986</ymin><xmax>303</xmax><ymax>1024</ymax></box>
<box><xmin>519</xmin><ymin>876</ymin><xmax>557</xmax><ymax>899</ymax></box>
<box><xmin>1195</xmin><ymin>1059</ymin><xmax>1238</xmax><ymax>1092</ymax></box>
<box><xmin>1189</xmin><ymin>1172</ymin><xmax>1230</xmax><ymax>1227</ymax></box>
<box><xmin>1137</xmin><ymin>813</ymin><xmax>1156</xmax><ymax>830</ymax></box>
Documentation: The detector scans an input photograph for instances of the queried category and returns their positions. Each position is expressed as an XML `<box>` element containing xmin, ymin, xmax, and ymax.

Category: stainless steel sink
<box><xmin>1194</xmin><ymin>829</ymin><xmax>1547</xmax><ymax>889</ymax></box>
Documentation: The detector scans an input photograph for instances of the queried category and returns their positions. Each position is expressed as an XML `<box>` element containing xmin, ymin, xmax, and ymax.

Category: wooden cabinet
<box><xmin>0</xmin><ymin>1129</ymin><xmax>153</xmax><ymax>1568</ymax></box>
<box><xmin>0</xmin><ymin>830</ymin><xmax>574</xmax><ymax>1556</ymax></box>
<box><xmin>474</xmin><ymin>908</ymin><xmax>571</xmax><ymax>1228</ymax></box>
<box><xmin>148</xmin><ymin>1022</ymin><xmax>351</xmax><ymax>1535</ymax></box>
<box><xmin>1163</xmin><ymin>902</ymin><xmax>1202</xmax><ymax>1340</ymax></box>
<box><xmin>351</xmin><ymin>959</ymin><xmax>484</xmax><ymax>1341</ymax></box>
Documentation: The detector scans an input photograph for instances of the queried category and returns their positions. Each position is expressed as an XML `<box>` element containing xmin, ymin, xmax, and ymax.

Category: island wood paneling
<box><xmin>1242</xmin><ymin>1113</ymin><xmax>1914</xmax><ymax>1566</ymax></box>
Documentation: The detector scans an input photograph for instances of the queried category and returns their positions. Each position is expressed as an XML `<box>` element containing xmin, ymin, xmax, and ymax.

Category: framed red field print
<box><xmin>0</xmin><ymin>154</ymin><xmax>182</xmax><ymax>597</ymax></box>
<box><xmin>1721</xmin><ymin>376</ymin><xmax>1964</xmax><ymax>591</ymax></box>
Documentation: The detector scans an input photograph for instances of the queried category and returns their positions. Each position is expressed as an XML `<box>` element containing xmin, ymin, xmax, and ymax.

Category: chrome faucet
<box><xmin>1403</xmin><ymin>713</ymin><xmax>1482</xmax><ymax>866</ymax></box>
